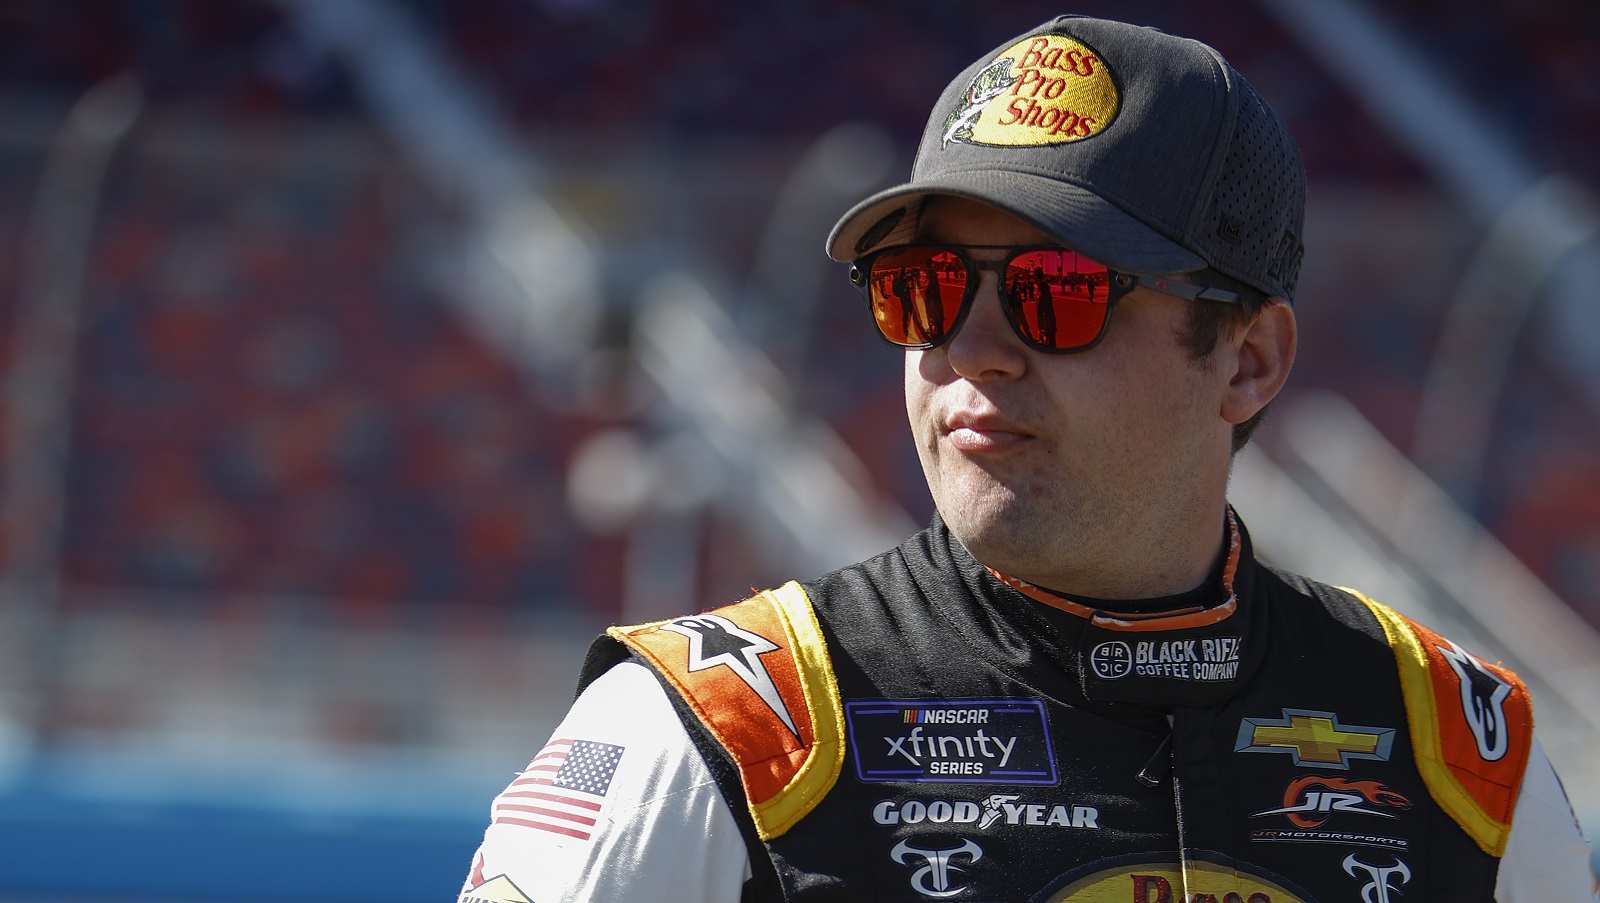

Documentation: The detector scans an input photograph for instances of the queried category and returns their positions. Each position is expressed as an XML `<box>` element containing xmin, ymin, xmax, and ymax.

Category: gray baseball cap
<box><xmin>826</xmin><ymin>15</ymin><xmax>1307</xmax><ymax>302</ymax></box>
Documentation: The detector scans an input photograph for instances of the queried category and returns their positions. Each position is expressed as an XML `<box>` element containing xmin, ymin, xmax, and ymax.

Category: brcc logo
<box><xmin>1090</xmin><ymin>641</ymin><xmax>1132</xmax><ymax>679</ymax></box>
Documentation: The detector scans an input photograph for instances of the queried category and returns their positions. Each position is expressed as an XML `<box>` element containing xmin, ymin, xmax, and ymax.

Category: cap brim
<box><xmin>825</xmin><ymin>170</ymin><xmax>1208</xmax><ymax>276</ymax></box>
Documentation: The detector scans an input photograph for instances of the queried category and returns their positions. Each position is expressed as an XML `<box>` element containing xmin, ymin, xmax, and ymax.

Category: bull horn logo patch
<box><xmin>942</xmin><ymin>34</ymin><xmax>1119</xmax><ymax>148</ymax></box>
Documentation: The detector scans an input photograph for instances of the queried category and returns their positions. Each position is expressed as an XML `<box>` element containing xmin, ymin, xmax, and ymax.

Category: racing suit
<box><xmin>460</xmin><ymin>513</ymin><xmax>1598</xmax><ymax>902</ymax></box>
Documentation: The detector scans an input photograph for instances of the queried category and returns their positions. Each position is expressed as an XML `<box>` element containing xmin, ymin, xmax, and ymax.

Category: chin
<box><xmin>937</xmin><ymin>493</ymin><xmax>1045</xmax><ymax>571</ymax></box>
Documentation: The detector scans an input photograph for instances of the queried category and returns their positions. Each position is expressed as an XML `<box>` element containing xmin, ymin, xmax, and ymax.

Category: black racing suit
<box><xmin>463</xmin><ymin>513</ymin><xmax>1594</xmax><ymax>902</ymax></box>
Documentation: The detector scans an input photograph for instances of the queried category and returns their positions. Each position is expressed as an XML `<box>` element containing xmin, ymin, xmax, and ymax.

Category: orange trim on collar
<box><xmin>989</xmin><ymin>509</ymin><xmax>1242</xmax><ymax>632</ymax></box>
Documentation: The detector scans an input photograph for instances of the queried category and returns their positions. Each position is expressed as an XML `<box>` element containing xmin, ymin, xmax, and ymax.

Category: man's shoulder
<box><xmin>591</xmin><ymin>582</ymin><xmax>847</xmax><ymax>842</ymax></box>
<box><xmin>1258</xmin><ymin>565</ymin><xmax>1538</xmax><ymax>857</ymax></box>
<box><xmin>1255</xmin><ymin>562</ymin><xmax>1396</xmax><ymax>644</ymax></box>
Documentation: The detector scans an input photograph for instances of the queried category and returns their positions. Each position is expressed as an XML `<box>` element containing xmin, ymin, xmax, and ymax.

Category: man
<box><xmin>461</xmin><ymin>15</ymin><xmax>1597</xmax><ymax>903</ymax></box>
<box><xmin>1031</xmin><ymin>265</ymin><xmax>1056</xmax><ymax>345</ymax></box>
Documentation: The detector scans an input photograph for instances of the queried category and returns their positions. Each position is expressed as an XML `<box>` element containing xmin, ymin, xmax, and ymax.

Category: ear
<box><xmin>1221</xmin><ymin>298</ymin><xmax>1296</xmax><ymax>425</ymax></box>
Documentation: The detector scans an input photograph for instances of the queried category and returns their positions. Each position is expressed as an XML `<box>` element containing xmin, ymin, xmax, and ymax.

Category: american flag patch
<box><xmin>494</xmin><ymin>738</ymin><xmax>625</xmax><ymax>841</ymax></box>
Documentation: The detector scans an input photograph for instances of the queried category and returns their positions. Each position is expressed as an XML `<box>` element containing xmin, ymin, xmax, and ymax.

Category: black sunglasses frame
<box><xmin>848</xmin><ymin>244</ymin><xmax>1241</xmax><ymax>354</ymax></box>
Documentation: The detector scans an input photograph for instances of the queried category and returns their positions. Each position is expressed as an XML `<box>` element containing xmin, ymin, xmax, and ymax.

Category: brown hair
<box><xmin>1178</xmin><ymin>270</ymin><xmax>1273</xmax><ymax>453</ymax></box>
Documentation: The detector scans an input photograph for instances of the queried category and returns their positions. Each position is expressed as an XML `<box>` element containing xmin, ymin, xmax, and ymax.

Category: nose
<box><xmin>941</xmin><ymin>270</ymin><xmax>1028</xmax><ymax>379</ymax></box>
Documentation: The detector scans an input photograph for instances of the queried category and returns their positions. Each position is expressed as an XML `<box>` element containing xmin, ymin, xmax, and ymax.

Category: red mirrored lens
<box><xmin>866</xmin><ymin>248</ymin><xmax>966</xmax><ymax>346</ymax></box>
<box><xmin>1004</xmin><ymin>250</ymin><xmax>1111</xmax><ymax>349</ymax></box>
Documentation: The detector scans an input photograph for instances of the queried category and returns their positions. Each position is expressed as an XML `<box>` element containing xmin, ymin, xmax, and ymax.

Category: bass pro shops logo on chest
<box><xmin>941</xmin><ymin>33</ymin><xmax>1119</xmax><ymax>148</ymax></box>
<box><xmin>1028</xmin><ymin>853</ymin><xmax>1314</xmax><ymax>903</ymax></box>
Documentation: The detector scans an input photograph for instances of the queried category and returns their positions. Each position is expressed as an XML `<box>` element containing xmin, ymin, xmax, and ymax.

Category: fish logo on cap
<box><xmin>941</xmin><ymin>34</ymin><xmax>1119</xmax><ymax>148</ymax></box>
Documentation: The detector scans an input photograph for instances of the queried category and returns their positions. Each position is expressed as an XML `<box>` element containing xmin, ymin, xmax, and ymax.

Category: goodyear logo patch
<box><xmin>942</xmin><ymin>34</ymin><xmax>1118</xmax><ymax>148</ymax></box>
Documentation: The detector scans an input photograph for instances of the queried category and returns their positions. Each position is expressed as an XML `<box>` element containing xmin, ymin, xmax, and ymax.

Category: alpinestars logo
<box><xmin>891</xmin><ymin>838</ymin><xmax>983</xmax><ymax>898</ymax></box>
<box><xmin>662</xmin><ymin>615</ymin><xmax>797</xmax><ymax>737</ymax></box>
<box><xmin>1437</xmin><ymin>639</ymin><xmax>1512</xmax><ymax>761</ymax></box>
<box><xmin>1343</xmin><ymin>854</ymin><xmax>1411</xmax><ymax>903</ymax></box>
<box><xmin>1252</xmin><ymin>776</ymin><xmax>1412</xmax><ymax>827</ymax></box>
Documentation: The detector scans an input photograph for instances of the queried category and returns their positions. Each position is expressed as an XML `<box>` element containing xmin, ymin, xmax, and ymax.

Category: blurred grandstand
<box><xmin>0</xmin><ymin>0</ymin><xmax>1596</xmax><ymax>899</ymax></box>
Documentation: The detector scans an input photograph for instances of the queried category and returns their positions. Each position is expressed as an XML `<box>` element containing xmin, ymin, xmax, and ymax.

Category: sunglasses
<box><xmin>848</xmin><ymin>244</ymin><xmax>1241</xmax><ymax>353</ymax></box>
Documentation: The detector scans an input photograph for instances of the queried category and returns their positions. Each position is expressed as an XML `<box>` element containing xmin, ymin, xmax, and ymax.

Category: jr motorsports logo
<box><xmin>1252</xmin><ymin>776</ymin><xmax>1411</xmax><ymax>827</ymax></box>
<box><xmin>846</xmin><ymin>699</ymin><xmax>1057</xmax><ymax>784</ymax></box>
<box><xmin>1249</xmin><ymin>775</ymin><xmax>1412</xmax><ymax>850</ymax></box>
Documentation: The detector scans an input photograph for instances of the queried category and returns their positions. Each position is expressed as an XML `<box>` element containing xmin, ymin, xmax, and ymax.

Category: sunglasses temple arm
<box><xmin>1135</xmin><ymin>276</ymin><xmax>1241</xmax><ymax>305</ymax></box>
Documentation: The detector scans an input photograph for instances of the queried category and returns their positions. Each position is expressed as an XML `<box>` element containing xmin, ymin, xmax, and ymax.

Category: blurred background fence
<box><xmin>0</xmin><ymin>0</ymin><xmax>1596</xmax><ymax>899</ymax></box>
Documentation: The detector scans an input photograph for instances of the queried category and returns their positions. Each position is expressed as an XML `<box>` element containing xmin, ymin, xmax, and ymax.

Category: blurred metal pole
<box><xmin>0</xmin><ymin>74</ymin><xmax>142</xmax><ymax>746</ymax></box>
<box><xmin>744</xmin><ymin>123</ymin><xmax>896</xmax><ymax>376</ymax></box>
<box><xmin>272</xmin><ymin>0</ymin><xmax>604</xmax><ymax>406</ymax></box>
<box><xmin>1258</xmin><ymin>0</ymin><xmax>1600</xmax><ymax>509</ymax></box>
<box><xmin>1412</xmin><ymin>178</ymin><xmax>1598</xmax><ymax>506</ymax></box>
<box><xmin>279</xmin><ymin>0</ymin><xmax>918</xmax><ymax>590</ymax></box>
<box><xmin>635</xmin><ymin>273</ymin><xmax>917</xmax><ymax>578</ymax></box>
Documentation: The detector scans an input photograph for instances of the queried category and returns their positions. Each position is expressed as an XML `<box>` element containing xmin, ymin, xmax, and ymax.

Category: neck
<box><xmin>989</xmin><ymin>499</ymin><xmax>1232</xmax><ymax>601</ymax></box>
<box><xmin>985</xmin><ymin>507</ymin><xmax>1241</xmax><ymax>620</ymax></box>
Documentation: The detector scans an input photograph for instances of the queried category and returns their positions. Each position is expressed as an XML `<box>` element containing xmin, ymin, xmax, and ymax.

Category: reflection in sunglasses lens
<box><xmin>870</xmin><ymin>248</ymin><xmax>966</xmax><ymax>345</ymax></box>
<box><xmin>866</xmin><ymin>247</ymin><xmax>1116</xmax><ymax>351</ymax></box>
<box><xmin>1006</xmin><ymin>250</ymin><xmax>1110</xmax><ymax>349</ymax></box>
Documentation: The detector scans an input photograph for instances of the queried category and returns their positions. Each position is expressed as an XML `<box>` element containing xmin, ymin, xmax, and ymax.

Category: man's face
<box><xmin>902</xmin><ymin>196</ymin><xmax>1237</xmax><ymax>598</ymax></box>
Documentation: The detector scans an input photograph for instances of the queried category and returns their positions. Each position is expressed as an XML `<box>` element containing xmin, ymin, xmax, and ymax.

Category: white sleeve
<box><xmin>459</xmin><ymin>661</ymin><xmax>753</xmax><ymax>903</ymax></box>
<box><xmin>1495</xmin><ymin>737</ymin><xmax>1599</xmax><ymax>903</ymax></box>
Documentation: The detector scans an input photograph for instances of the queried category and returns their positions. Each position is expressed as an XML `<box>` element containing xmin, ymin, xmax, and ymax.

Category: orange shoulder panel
<box><xmin>1349</xmin><ymin>590</ymin><xmax>1534</xmax><ymax>856</ymax></box>
<box><xmin>608</xmin><ymin>581</ymin><xmax>845</xmax><ymax>841</ymax></box>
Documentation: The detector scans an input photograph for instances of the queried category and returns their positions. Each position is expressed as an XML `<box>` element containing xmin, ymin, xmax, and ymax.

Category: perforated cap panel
<box><xmin>1201</xmin><ymin>74</ymin><xmax>1306</xmax><ymax>300</ymax></box>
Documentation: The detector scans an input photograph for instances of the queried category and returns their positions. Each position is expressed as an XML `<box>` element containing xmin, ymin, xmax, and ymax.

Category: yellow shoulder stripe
<box><xmin>751</xmin><ymin>581</ymin><xmax>847</xmax><ymax>839</ymax></box>
<box><xmin>608</xmin><ymin>580</ymin><xmax>845</xmax><ymax>840</ymax></box>
<box><xmin>1347</xmin><ymin>589</ymin><xmax>1533</xmax><ymax>856</ymax></box>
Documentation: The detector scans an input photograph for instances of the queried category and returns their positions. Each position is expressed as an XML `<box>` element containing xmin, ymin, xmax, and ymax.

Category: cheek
<box><xmin>1052</xmin><ymin>325</ymin><xmax>1217</xmax><ymax>447</ymax></box>
<box><xmin>904</xmin><ymin>352</ymin><xmax>932</xmax><ymax>427</ymax></box>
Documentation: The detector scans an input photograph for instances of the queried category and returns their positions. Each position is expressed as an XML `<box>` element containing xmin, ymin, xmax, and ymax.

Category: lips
<box><xmin>944</xmin><ymin>410</ymin><xmax>1032</xmax><ymax>452</ymax></box>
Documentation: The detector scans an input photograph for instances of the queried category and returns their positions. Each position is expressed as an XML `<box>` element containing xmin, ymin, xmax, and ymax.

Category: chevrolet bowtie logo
<box><xmin>1235</xmin><ymin>709</ymin><xmax>1395</xmax><ymax>770</ymax></box>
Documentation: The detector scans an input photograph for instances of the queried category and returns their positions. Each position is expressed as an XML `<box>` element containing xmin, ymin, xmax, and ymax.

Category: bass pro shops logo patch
<box><xmin>942</xmin><ymin>33</ymin><xmax>1118</xmax><ymax>148</ymax></box>
<box><xmin>1027</xmin><ymin>852</ymin><xmax>1314</xmax><ymax>903</ymax></box>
